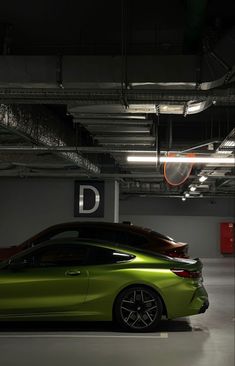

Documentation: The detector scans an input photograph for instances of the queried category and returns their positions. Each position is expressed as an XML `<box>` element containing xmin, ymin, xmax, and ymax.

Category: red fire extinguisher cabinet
<box><xmin>220</xmin><ymin>223</ymin><xmax>234</xmax><ymax>254</ymax></box>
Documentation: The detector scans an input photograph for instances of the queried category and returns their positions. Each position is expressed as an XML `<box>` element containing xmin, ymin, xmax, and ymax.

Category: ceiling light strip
<box><xmin>127</xmin><ymin>156</ymin><xmax>235</xmax><ymax>164</ymax></box>
<box><xmin>199</xmin><ymin>176</ymin><xmax>208</xmax><ymax>183</ymax></box>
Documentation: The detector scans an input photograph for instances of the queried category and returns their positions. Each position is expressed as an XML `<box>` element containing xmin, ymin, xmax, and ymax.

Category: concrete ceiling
<box><xmin>0</xmin><ymin>0</ymin><xmax>234</xmax><ymax>199</ymax></box>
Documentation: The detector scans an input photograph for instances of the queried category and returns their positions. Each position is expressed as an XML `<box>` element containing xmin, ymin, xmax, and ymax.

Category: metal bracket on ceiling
<box><xmin>183</xmin><ymin>102</ymin><xmax>189</xmax><ymax>117</ymax></box>
<box><xmin>155</xmin><ymin>105</ymin><xmax>160</xmax><ymax>115</ymax></box>
<box><xmin>120</xmin><ymin>84</ymin><xmax>129</xmax><ymax>109</ymax></box>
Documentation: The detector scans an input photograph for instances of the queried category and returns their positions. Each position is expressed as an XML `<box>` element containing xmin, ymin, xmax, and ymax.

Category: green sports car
<box><xmin>0</xmin><ymin>239</ymin><xmax>209</xmax><ymax>332</ymax></box>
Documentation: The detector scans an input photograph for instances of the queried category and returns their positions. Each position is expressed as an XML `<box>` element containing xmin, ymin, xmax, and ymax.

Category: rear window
<box><xmin>88</xmin><ymin>246</ymin><xmax>135</xmax><ymax>265</ymax></box>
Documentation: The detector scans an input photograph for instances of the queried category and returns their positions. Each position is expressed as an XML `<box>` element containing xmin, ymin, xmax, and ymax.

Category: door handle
<box><xmin>65</xmin><ymin>270</ymin><xmax>81</xmax><ymax>276</ymax></box>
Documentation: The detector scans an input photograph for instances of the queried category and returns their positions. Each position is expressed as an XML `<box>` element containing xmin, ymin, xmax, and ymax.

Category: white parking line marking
<box><xmin>0</xmin><ymin>333</ymin><xmax>168</xmax><ymax>339</ymax></box>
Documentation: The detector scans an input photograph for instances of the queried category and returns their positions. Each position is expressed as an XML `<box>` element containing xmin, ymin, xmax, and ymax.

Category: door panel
<box><xmin>0</xmin><ymin>266</ymin><xmax>88</xmax><ymax>316</ymax></box>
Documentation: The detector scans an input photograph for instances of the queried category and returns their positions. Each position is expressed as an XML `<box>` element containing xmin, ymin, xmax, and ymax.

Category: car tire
<box><xmin>114</xmin><ymin>286</ymin><xmax>163</xmax><ymax>332</ymax></box>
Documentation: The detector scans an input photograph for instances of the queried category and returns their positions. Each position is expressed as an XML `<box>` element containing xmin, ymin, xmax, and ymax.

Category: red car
<box><xmin>0</xmin><ymin>221</ymin><xmax>188</xmax><ymax>261</ymax></box>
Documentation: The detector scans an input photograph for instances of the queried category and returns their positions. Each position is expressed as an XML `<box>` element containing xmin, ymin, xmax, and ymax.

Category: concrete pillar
<box><xmin>111</xmin><ymin>180</ymin><xmax>119</xmax><ymax>223</ymax></box>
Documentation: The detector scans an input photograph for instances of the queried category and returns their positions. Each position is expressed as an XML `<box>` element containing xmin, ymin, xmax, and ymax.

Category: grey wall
<box><xmin>0</xmin><ymin>178</ymin><xmax>118</xmax><ymax>247</ymax></box>
<box><xmin>120</xmin><ymin>196</ymin><xmax>235</xmax><ymax>258</ymax></box>
<box><xmin>0</xmin><ymin>178</ymin><xmax>234</xmax><ymax>257</ymax></box>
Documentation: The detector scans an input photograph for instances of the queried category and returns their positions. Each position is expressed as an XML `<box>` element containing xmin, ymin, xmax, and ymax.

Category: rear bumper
<box><xmin>166</xmin><ymin>283</ymin><xmax>209</xmax><ymax>319</ymax></box>
<box><xmin>199</xmin><ymin>299</ymin><xmax>209</xmax><ymax>314</ymax></box>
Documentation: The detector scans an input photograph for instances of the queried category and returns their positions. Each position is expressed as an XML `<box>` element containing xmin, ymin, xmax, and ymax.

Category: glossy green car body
<box><xmin>0</xmin><ymin>240</ymin><xmax>208</xmax><ymax>324</ymax></box>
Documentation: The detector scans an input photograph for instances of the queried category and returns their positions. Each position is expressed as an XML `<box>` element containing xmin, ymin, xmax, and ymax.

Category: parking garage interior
<box><xmin>0</xmin><ymin>1</ymin><xmax>234</xmax><ymax>365</ymax></box>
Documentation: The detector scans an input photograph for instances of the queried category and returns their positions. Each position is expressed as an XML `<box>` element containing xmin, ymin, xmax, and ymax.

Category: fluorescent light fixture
<box><xmin>127</xmin><ymin>104</ymin><xmax>156</xmax><ymax>113</ymax></box>
<box><xmin>187</xmin><ymin>104</ymin><xmax>202</xmax><ymax>113</ymax></box>
<box><xmin>127</xmin><ymin>156</ymin><xmax>235</xmax><ymax>164</ymax></box>
<box><xmin>159</xmin><ymin>104</ymin><xmax>184</xmax><ymax>114</ymax></box>
<box><xmin>199</xmin><ymin>176</ymin><xmax>208</xmax><ymax>183</ymax></box>
<box><xmin>185</xmin><ymin>192</ymin><xmax>190</xmax><ymax>198</ymax></box>
<box><xmin>186</xmin><ymin>100</ymin><xmax>212</xmax><ymax>115</ymax></box>
<box><xmin>190</xmin><ymin>186</ymin><xmax>197</xmax><ymax>192</ymax></box>
<box><xmin>182</xmin><ymin>197</ymin><xmax>186</xmax><ymax>201</ymax></box>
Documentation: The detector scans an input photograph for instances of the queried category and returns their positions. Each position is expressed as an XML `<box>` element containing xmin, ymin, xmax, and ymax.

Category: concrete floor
<box><xmin>0</xmin><ymin>258</ymin><xmax>234</xmax><ymax>366</ymax></box>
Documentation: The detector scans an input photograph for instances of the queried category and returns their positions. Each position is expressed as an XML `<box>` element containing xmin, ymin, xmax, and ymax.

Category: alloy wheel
<box><xmin>116</xmin><ymin>286</ymin><xmax>162</xmax><ymax>331</ymax></box>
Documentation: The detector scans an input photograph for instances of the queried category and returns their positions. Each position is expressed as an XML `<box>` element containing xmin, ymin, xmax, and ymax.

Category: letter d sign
<box><xmin>74</xmin><ymin>181</ymin><xmax>104</xmax><ymax>217</ymax></box>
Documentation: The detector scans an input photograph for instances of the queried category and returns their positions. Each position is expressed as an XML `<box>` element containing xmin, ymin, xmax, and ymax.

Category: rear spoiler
<box><xmin>192</xmin><ymin>257</ymin><xmax>203</xmax><ymax>271</ymax></box>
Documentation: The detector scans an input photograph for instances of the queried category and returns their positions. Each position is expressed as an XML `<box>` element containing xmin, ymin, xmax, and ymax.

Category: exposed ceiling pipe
<box><xmin>181</xmin><ymin>139</ymin><xmax>221</xmax><ymax>153</ymax></box>
<box><xmin>120</xmin><ymin>193</ymin><xmax>234</xmax><ymax>199</ymax></box>
<box><xmin>0</xmin><ymin>146</ymin><xmax>221</xmax><ymax>154</ymax></box>
<box><xmin>0</xmin><ymin>170</ymin><xmax>234</xmax><ymax>179</ymax></box>
<box><xmin>0</xmin><ymin>87</ymin><xmax>234</xmax><ymax>105</ymax></box>
<box><xmin>0</xmin><ymin>104</ymin><xmax>100</xmax><ymax>174</ymax></box>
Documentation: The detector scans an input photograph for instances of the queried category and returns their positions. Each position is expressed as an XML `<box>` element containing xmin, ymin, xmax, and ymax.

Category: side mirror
<box><xmin>8</xmin><ymin>259</ymin><xmax>30</xmax><ymax>270</ymax></box>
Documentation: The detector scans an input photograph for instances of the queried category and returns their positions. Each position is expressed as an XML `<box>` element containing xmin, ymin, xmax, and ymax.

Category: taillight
<box><xmin>171</xmin><ymin>269</ymin><xmax>201</xmax><ymax>278</ymax></box>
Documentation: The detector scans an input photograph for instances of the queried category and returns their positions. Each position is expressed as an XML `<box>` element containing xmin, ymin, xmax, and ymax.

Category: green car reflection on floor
<box><xmin>0</xmin><ymin>239</ymin><xmax>209</xmax><ymax>332</ymax></box>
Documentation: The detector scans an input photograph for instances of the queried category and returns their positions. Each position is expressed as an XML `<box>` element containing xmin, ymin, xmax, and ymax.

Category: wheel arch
<box><xmin>112</xmin><ymin>283</ymin><xmax>168</xmax><ymax>320</ymax></box>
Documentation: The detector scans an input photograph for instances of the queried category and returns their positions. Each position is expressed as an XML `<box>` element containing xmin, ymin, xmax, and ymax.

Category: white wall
<box><xmin>120</xmin><ymin>196</ymin><xmax>235</xmax><ymax>258</ymax></box>
<box><xmin>0</xmin><ymin>178</ymin><xmax>118</xmax><ymax>246</ymax></box>
<box><xmin>120</xmin><ymin>214</ymin><xmax>233</xmax><ymax>258</ymax></box>
<box><xmin>0</xmin><ymin>178</ymin><xmax>234</xmax><ymax>257</ymax></box>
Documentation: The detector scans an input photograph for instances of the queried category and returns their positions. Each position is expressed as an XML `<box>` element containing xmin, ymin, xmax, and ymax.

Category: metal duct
<box><xmin>201</xmin><ymin>27</ymin><xmax>235</xmax><ymax>90</ymax></box>
<box><xmin>0</xmin><ymin>104</ymin><xmax>100</xmax><ymax>174</ymax></box>
<box><xmin>0</xmin><ymin>87</ymin><xmax>234</xmax><ymax>106</ymax></box>
<box><xmin>0</xmin><ymin>25</ymin><xmax>234</xmax><ymax>94</ymax></box>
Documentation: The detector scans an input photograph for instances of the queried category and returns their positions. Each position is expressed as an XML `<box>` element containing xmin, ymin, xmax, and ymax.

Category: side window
<box><xmin>79</xmin><ymin>227</ymin><xmax>116</xmax><ymax>242</ymax></box>
<box><xmin>22</xmin><ymin>244</ymin><xmax>89</xmax><ymax>267</ymax></box>
<box><xmin>114</xmin><ymin>231</ymin><xmax>148</xmax><ymax>247</ymax></box>
<box><xmin>33</xmin><ymin>229</ymin><xmax>80</xmax><ymax>245</ymax></box>
<box><xmin>88</xmin><ymin>246</ymin><xmax>135</xmax><ymax>265</ymax></box>
<box><xmin>126</xmin><ymin>232</ymin><xmax>148</xmax><ymax>247</ymax></box>
<box><xmin>114</xmin><ymin>230</ymin><xmax>129</xmax><ymax>245</ymax></box>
